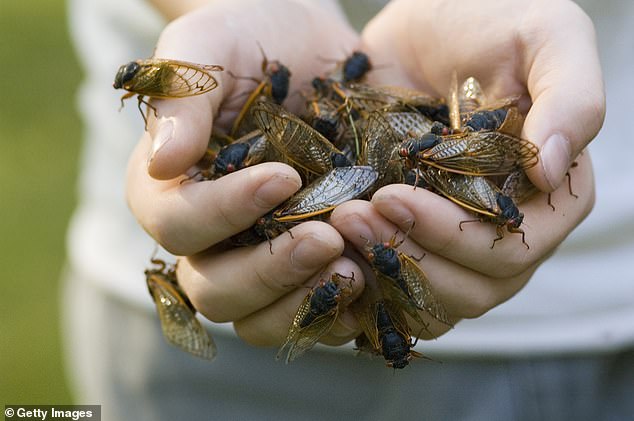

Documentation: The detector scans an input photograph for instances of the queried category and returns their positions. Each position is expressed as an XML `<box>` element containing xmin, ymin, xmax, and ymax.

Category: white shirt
<box><xmin>66</xmin><ymin>0</ymin><xmax>634</xmax><ymax>356</ymax></box>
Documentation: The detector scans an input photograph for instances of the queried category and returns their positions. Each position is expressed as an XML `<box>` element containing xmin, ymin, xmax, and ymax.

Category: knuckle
<box><xmin>490</xmin><ymin>247</ymin><xmax>532</xmax><ymax>279</ymax></box>
<box><xmin>233</xmin><ymin>320</ymin><xmax>278</xmax><ymax>347</ymax></box>
<box><xmin>213</xmin><ymin>195</ymin><xmax>250</xmax><ymax>233</ymax></box>
<box><xmin>253</xmin><ymin>264</ymin><xmax>291</xmax><ymax>295</ymax></box>
<box><xmin>461</xmin><ymin>292</ymin><xmax>498</xmax><ymax>319</ymax></box>
<box><xmin>578</xmin><ymin>94</ymin><xmax>606</xmax><ymax>139</ymax></box>
<box><xmin>148</xmin><ymin>217</ymin><xmax>198</xmax><ymax>256</ymax></box>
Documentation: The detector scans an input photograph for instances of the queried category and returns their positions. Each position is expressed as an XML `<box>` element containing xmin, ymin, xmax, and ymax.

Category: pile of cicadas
<box><xmin>116</xmin><ymin>48</ymin><xmax>548</xmax><ymax>368</ymax></box>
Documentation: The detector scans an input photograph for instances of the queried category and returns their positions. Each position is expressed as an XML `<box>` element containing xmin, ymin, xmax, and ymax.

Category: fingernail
<box><xmin>542</xmin><ymin>133</ymin><xmax>572</xmax><ymax>190</ymax></box>
<box><xmin>333</xmin><ymin>211</ymin><xmax>374</xmax><ymax>245</ymax></box>
<box><xmin>372</xmin><ymin>193</ymin><xmax>415</xmax><ymax>227</ymax></box>
<box><xmin>291</xmin><ymin>235</ymin><xmax>339</xmax><ymax>271</ymax></box>
<box><xmin>147</xmin><ymin>118</ymin><xmax>174</xmax><ymax>167</ymax></box>
<box><xmin>253</xmin><ymin>172</ymin><xmax>301</xmax><ymax>209</ymax></box>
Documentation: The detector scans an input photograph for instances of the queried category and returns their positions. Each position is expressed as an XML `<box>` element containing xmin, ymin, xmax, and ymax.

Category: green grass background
<box><xmin>0</xmin><ymin>0</ymin><xmax>80</xmax><ymax>403</ymax></box>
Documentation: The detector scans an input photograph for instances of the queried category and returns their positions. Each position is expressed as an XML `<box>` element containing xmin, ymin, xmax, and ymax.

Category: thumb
<box><xmin>522</xmin><ymin>3</ymin><xmax>605</xmax><ymax>192</ymax></box>
<box><xmin>144</xmin><ymin>9</ymin><xmax>233</xmax><ymax>180</ymax></box>
<box><xmin>146</xmin><ymin>93</ymin><xmax>219</xmax><ymax>180</ymax></box>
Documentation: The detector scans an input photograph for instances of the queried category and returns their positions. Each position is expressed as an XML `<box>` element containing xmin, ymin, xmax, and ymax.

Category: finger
<box><xmin>145</xmin><ymin>96</ymin><xmax>217</xmax><ymax>180</ymax></box>
<box><xmin>232</xmin><ymin>257</ymin><xmax>365</xmax><ymax>347</ymax></box>
<box><xmin>127</xmin><ymin>133</ymin><xmax>302</xmax><ymax>254</ymax></box>
<box><xmin>360</xmin><ymin>2</ymin><xmax>423</xmax><ymax>91</ymax></box>
<box><xmin>330</xmin><ymin>200</ymin><xmax>540</xmax><ymax>319</ymax></box>
<box><xmin>521</xmin><ymin>1</ymin><xmax>605</xmax><ymax>191</ymax></box>
<box><xmin>144</xmin><ymin>11</ymin><xmax>235</xmax><ymax>180</ymax></box>
<box><xmin>359</xmin><ymin>164</ymin><xmax>592</xmax><ymax>279</ymax></box>
<box><xmin>177</xmin><ymin>221</ymin><xmax>345</xmax><ymax>323</ymax></box>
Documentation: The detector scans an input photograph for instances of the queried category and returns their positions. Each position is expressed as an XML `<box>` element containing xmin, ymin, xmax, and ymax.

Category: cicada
<box><xmin>232</xmin><ymin>166</ymin><xmax>377</xmax><ymax>251</ymax></box>
<box><xmin>501</xmin><ymin>160</ymin><xmax>580</xmax><ymax>212</ymax></box>
<box><xmin>354</xmin><ymin>299</ymin><xmax>424</xmax><ymax>369</ymax></box>
<box><xmin>364</xmin><ymin>233</ymin><xmax>452</xmax><ymax>327</ymax></box>
<box><xmin>341</xmin><ymin>51</ymin><xmax>373</xmax><ymax>83</ymax></box>
<box><xmin>229</xmin><ymin>45</ymin><xmax>292</xmax><ymax>137</ymax></box>
<box><xmin>273</xmin><ymin>166</ymin><xmax>378</xmax><ymax>222</ymax></box>
<box><xmin>251</xmin><ymin>101</ymin><xmax>350</xmax><ymax>177</ymax></box>
<box><xmin>359</xmin><ymin>110</ymin><xmax>404</xmax><ymax>190</ymax></box>
<box><xmin>321</xmin><ymin>50</ymin><xmax>373</xmax><ymax>84</ymax></box>
<box><xmin>307</xmin><ymin>97</ymin><xmax>343</xmax><ymax>142</ymax></box>
<box><xmin>113</xmin><ymin>58</ymin><xmax>223</xmax><ymax>126</ymax></box>
<box><xmin>341</xmin><ymin>83</ymin><xmax>448</xmax><ymax>122</ymax></box>
<box><xmin>277</xmin><ymin>273</ymin><xmax>355</xmax><ymax>363</ymax></box>
<box><xmin>399</xmin><ymin>129</ymin><xmax>539</xmax><ymax>178</ymax></box>
<box><xmin>360</xmin><ymin>109</ymin><xmax>435</xmax><ymax>190</ymax></box>
<box><xmin>501</xmin><ymin>170</ymin><xmax>541</xmax><ymax>205</ymax></box>
<box><xmin>145</xmin><ymin>258</ymin><xmax>216</xmax><ymax>360</ymax></box>
<box><xmin>204</xmin><ymin>130</ymin><xmax>281</xmax><ymax>180</ymax></box>
<box><xmin>419</xmin><ymin>167</ymin><xmax>528</xmax><ymax>248</ymax></box>
<box><xmin>447</xmin><ymin>73</ymin><xmax>521</xmax><ymax>133</ymax></box>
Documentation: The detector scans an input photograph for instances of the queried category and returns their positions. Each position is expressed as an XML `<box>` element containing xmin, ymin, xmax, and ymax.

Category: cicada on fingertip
<box><xmin>114</xmin><ymin>58</ymin><xmax>223</xmax><ymax>127</ymax></box>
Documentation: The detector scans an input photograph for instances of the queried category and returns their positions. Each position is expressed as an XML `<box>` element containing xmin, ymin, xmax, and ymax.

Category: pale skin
<box><xmin>127</xmin><ymin>0</ymin><xmax>603</xmax><ymax>347</ymax></box>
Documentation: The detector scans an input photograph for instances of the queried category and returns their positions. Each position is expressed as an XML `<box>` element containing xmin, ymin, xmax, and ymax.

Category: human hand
<box><xmin>362</xmin><ymin>0</ymin><xmax>605</xmax><ymax>192</ymax></box>
<box><xmin>126</xmin><ymin>0</ymin><xmax>367</xmax><ymax>347</ymax></box>
<box><xmin>326</xmin><ymin>0</ymin><xmax>601</xmax><ymax>336</ymax></box>
<box><xmin>331</xmin><ymin>151</ymin><xmax>594</xmax><ymax>337</ymax></box>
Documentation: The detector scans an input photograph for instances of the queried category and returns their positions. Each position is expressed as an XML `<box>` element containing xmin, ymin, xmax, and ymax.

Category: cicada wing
<box><xmin>351</xmin><ymin>297</ymin><xmax>381</xmax><ymax>352</ymax></box>
<box><xmin>373</xmin><ymin>270</ymin><xmax>427</xmax><ymax>327</ymax></box>
<box><xmin>348</xmin><ymin>84</ymin><xmax>445</xmax><ymax>112</ymax></box>
<box><xmin>135</xmin><ymin>59</ymin><xmax>222</xmax><ymax>98</ymax></box>
<box><xmin>252</xmin><ymin>101</ymin><xmax>342</xmax><ymax>175</ymax></box>
<box><xmin>146</xmin><ymin>274</ymin><xmax>217</xmax><ymax>360</ymax></box>
<box><xmin>231</xmin><ymin>82</ymin><xmax>268</xmax><ymax>137</ymax></box>
<box><xmin>274</xmin><ymin>166</ymin><xmax>378</xmax><ymax>221</ymax></box>
<box><xmin>278</xmin><ymin>276</ymin><xmax>353</xmax><ymax>363</ymax></box>
<box><xmin>283</xmin><ymin>312</ymin><xmax>340</xmax><ymax>363</ymax></box>
<box><xmin>277</xmin><ymin>292</ymin><xmax>313</xmax><ymax>362</ymax></box>
<box><xmin>458</xmin><ymin>76</ymin><xmax>486</xmax><ymax>114</ymax></box>
<box><xmin>420</xmin><ymin>131</ymin><xmax>539</xmax><ymax>176</ymax></box>
<box><xmin>501</xmin><ymin>170</ymin><xmax>539</xmax><ymax>204</ymax></box>
<box><xmin>381</xmin><ymin>300</ymin><xmax>413</xmax><ymax>339</ymax></box>
<box><xmin>495</xmin><ymin>105</ymin><xmax>524</xmax><ymax>137</ymax></box>
<box><xmin>399</xmin><ymin>254</ymin><xmax>452</xmax><ymax>326</ymax></box>
<box><xmin>361</xmin><ymin>111</ymin><xmax>404</xmax><ymax>188</ymax></box>
<box><xmin>419</xmin><ymin>168</ymin><xmax>499</xmax><ymax>218</ymax></box>
<box><xmin>384</xmin><ymin>111</ymin><xmax>434</xmax><ymax>139</ymax></box>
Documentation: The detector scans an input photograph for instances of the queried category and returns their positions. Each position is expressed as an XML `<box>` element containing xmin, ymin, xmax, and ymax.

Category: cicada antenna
<box><xmin>255</xmin><ymin>41</ymin><xmax>269</xmax><ymax>73</ymax></box>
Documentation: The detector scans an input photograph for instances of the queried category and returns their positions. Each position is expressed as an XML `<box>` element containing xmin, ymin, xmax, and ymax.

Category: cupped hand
<box><xmin>327</xmin><ymin>0</ymin><xmax>601</xmax><ymax>336</ymax></box>
<box><xmin>362</xmin><ymin>0</ymin><xmax>605</xmax><ymax>192</ymax></box>
<box><xmin>126</xmin><ymin>0</ymin><xmax>366</xmax><ymax>346</ymax></box>
<box><xmin>331</xmin><ymin>151</ymin><xmax>594</xmax><ymax>336</ymax></box>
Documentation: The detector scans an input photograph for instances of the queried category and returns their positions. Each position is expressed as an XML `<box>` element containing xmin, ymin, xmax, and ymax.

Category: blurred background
<box><xmin>1</xmin><ymin>0</ymin><xmax>80</xmax><ymax>403</ymax></box>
